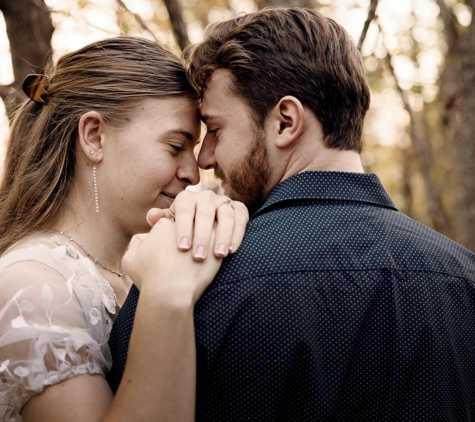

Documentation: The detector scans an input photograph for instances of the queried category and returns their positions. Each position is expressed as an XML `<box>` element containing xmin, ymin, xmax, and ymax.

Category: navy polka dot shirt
<box><xmin>108</xmin><ymin>171</ymin><xmax>475</xmax><ymax>421</ymax></box>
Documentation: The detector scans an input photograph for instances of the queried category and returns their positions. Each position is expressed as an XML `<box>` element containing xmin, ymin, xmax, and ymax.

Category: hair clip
<box><xmin>22</xmin><ymin>74</ymin><xmax>51</xmax><ymax>104</ymax></box>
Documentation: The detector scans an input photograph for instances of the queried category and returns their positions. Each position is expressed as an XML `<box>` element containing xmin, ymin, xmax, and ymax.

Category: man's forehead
<box><xmin>200</xmin><ymin>70</ymin><xmax>235</xmax><ymax>120</ymax></box>
<box><xmin>206</xmin><ymin>68</ymin><xmax>234</xmax><ymax>91</ymax></box>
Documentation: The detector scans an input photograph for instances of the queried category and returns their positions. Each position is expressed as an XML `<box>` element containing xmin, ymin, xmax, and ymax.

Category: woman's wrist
<box><xmin>139</xmin><ymin>281</ymin><xmax>196</xmax><ymax>311</ymax></box>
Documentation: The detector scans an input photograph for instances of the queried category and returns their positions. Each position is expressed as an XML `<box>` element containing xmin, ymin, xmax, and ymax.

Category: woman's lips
<box><xmin>160</xmin><ymin>192</ymin><xmax>177</xmax><ymax>206</ymax></box>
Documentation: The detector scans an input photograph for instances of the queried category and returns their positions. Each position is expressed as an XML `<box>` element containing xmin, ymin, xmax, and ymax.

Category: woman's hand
<box><xmin>146</xmin><ymin>190</ymin><xmax>249</xmax><ymax>261</ymax></box>
<box><xmin>123</xmin><ymin>218</ymin><xmax>221</xmax><ymax>305</ymax></box>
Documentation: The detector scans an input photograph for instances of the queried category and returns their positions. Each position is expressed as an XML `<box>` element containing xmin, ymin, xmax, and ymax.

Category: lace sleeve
<box><xmin>0</xmin><ymin>242</ymin><xmax>115</xmax><ymax>420</ymax></box>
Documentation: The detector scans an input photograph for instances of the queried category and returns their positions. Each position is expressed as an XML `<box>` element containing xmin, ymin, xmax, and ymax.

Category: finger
<box><xmin>171</xmin><ymin>193</ymin><xmax>196</xmax><ymax>251</ymax></box>
<box><xmin>193</xmin><ymin>227</ymin><xmax>223</xmax><ymax>302</ymax></box>
<box><xmin>213</xmin><ymin>201</ymin><xmax>236</xmax><ymax>258</ymax></box>
<box><xmin>228</xmin><ymin>201</ymin><xmax>249</xmax><ymax>253</ymax></box>
<box><xmin>191</xmin><ymin>202</ymin><xmax>218</xmax><ymax>261</ymax></box>
<box><xmin>122</xmin><ymin>233</ymin><xmax>146</xmax><ymax>277</ymax></box>
<box><xmin>146</xmin><ymin>208</ymin><xmax>175</xmax><ymax>226</ymax></box>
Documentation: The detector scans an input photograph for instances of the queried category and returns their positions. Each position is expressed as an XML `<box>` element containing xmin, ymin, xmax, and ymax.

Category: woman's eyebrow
<box><xmin>163</xmin><ymin>129</ymin><xmax>195</xmax><ymax>141</ymax></box>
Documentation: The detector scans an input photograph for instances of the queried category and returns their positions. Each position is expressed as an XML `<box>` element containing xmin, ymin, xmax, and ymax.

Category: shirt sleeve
<box><xmin>0</xmin><ymin>256</ymin><xmax>112</xmax><ymax>418</ymax></box>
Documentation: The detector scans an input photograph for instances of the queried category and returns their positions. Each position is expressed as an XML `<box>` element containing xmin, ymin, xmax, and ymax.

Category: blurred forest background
<box><xmin>0</xmin><ymin>0</ymin><xmax>474</xmax><ymax>251</ymax></box>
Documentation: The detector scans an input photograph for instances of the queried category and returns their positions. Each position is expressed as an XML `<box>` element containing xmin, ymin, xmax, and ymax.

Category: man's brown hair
<box><xmin>185</xmin><ymin>7</ymin><xmax>370</xmax><ymax>153</ymax></box>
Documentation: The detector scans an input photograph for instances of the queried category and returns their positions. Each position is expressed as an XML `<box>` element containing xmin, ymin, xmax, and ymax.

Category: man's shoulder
<box><xmin>217</xmin><ymin>199</ymin><xmax>475</xmax><ymax>284</ymax></box>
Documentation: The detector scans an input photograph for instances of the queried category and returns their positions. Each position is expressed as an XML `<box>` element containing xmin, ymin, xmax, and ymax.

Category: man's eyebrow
<box><xmin>200</xmin><ymin>114</ymin><xmax>219</xmax><ymax>123</ymax></box>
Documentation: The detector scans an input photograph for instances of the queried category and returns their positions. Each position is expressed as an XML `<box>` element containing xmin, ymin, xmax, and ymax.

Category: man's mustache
<box><xmin>214</xmin><ymin>166</ymin><xmax>225</xmax><ymax>182</ymax></box>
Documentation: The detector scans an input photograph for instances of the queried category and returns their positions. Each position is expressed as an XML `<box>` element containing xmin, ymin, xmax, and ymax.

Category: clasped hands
<box><xmin>146</xmin><ymin>190</ymin><xmax>249</xmax><ymax>260</ymax></box>
<box><xmin>123</xmin><ymin>191</ymin><xmax>249</xmax><ymax>296</ymax></box>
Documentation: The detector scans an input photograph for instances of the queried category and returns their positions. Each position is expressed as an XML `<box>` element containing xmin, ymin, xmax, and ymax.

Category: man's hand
<box><xmin>146</xmin><ymin>190</ymin><xmax>249</xmax><ymax>261</ymax></box>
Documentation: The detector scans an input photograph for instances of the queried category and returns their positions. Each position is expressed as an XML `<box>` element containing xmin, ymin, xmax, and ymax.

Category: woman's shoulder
<box><xmin>0</xmin><ymin>234</ymin><xmax>116</xmax><ymax>419</ymax></box>
<box><xmin>1</xmin><ymin>233</ymin><xmax>72</xmax><ymax>272</ymax></box>
<box><xmin>0</xmin><ymin>233</ymin><xmax>118</xmax><ymax>317</ymax></box>
<box><xmin>0</xmin><ymin>233</ymin><xmax>116</xmax><ymax>391</ymax></box>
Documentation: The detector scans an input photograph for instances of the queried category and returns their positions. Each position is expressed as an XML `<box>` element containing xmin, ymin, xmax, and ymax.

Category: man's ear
<box><xmin>268</xmin><ymin>96</ymin><xmax>305</xmax><ymax>149</ymax></box>
<box><xmin>78</xmin><ymin>111</ymin><xmax>106</xmax><ymax>163</ymax></box>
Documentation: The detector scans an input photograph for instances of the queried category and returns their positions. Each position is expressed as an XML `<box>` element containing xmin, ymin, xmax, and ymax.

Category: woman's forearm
<box><xmin>103</xmin><ymin>219</ymin><xmax>220</xmax><ymax>422</ymax></box>
<box><xmin>106</xmin><ymin>283</ymin><xmax>197</xmax><ymax>422</ymax></box>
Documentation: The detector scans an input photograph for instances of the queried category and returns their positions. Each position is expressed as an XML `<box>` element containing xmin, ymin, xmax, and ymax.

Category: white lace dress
<box><xmin>0</xmin><ymin>234</ymin><xmax>118</xmax><ymax>422</ymax></box>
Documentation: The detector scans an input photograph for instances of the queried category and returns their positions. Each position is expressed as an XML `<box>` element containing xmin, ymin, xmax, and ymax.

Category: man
<box><xmin>108</xmin><ymin>8</ymin><xmax>475</xmax><ymax>420</ymax></box>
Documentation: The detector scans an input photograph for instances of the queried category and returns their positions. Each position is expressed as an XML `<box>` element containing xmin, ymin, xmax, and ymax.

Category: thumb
<box><xmin>122</xmin><ymin>233</ymin><xmax>146</xmax><ymax>279</ymax></box>
<box><xmin>146</xmin><ymin>208</ymin><xmax>175</xmax><ymax>226</ymax></box>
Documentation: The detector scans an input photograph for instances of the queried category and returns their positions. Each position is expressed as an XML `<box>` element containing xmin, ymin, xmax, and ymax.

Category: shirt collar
<box><xmin>253</xmin><ymin>171</ymin><xmax>397</xmax><ymax>217</ymax></box>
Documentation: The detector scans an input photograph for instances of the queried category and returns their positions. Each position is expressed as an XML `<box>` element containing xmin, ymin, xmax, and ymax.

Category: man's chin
<box><xmin>222</xmin><ymin>185</ymin><xmax>237</xmax><ymax>202</ymax></box>
<box><xmin>223</xmin><ymin>186</ymin><xmax>260</xmax><ymax>214</ymax></box>
<box><xmin>221</xmin><ymin>180</ymin><xmax>237</xmax><ymax>200</ymax></box>
<box><xmin>221</xmin><ymin>183</ymin><xmax>241</xmax><ymax>204</ymax></box>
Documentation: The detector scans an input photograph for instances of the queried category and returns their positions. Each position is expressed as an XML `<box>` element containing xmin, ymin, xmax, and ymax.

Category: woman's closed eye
<box><xmin>171</xmin><ymin>144</ymin><xmax>185</xmax><ymax>152</ymax></box>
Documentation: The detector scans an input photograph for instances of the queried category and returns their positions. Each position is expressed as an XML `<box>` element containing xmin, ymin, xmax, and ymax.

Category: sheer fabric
<box><xmin>0</xmin><ymin>234</ymin><xmax>117</xmax><ymax>421</ymax></box>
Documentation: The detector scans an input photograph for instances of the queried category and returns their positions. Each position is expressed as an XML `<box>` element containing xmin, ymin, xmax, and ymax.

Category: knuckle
<box><xmin>155</xmin><ymin>218</ymin><xmax>172</xmax><ymax>229</ymax></box>
<box><xmin>193</xmin><ymin>190</ymin><xmax>214</xmax><ymax>202</ymax></box>
<box><xmin>174</xmin><ymin>203</ymin><xmax>196</xmax><ymax>215</ymax></box>
<box><xmin>198</xmin><ymin>204</ymin><xmax>218</xmax><ymax>217</ymax></box>
<box><xmin>176</xmin><ymin>190</ymin><xmax>194</xmax><ymax>200</ymax></box>
<box><xmin>217</xmin><ymin>206</ymin><xmax>235</xmax><ymax>217</ymax></box>
<box><xmin>202</xmin><ymin>190</ymin><xmax>217</xmax><ymax>199</ymax></box>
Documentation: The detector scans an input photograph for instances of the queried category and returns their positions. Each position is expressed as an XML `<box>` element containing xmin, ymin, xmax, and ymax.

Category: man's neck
<box><xmin>280</xmin><ymin>148</ymin><xmax>364</xmax><ymax>184</ymax></box>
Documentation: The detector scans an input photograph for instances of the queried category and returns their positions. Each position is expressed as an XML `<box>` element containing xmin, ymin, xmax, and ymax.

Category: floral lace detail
<box><xmin>50</xmin><ymin>235</ymin><xmax>117</xmax><ymax>317</ymax></box>
<box><xmin>0</xmin><ymin>234</ymin><xmax>117</xmax><ymax>420</ymax></box>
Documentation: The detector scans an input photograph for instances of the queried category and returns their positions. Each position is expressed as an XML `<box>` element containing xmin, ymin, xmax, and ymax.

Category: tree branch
<box><xmin>435</xmin><ymin>0</ymin><xmax>459</xmax><ymax>52</ymax></box>
<box><xmin>358</xmin><ymin>0</ymin><xmax>379</xmax><ymax>51</ymax></box>
<box><xmin>162</xmin><ymin>0</ymin><xmax>190</xmax><ymax>51</ymax></box>
<box><xmin>115</xmin><ymin>0</ymin><xmax>160</xmax><ymax>43</ymax></box>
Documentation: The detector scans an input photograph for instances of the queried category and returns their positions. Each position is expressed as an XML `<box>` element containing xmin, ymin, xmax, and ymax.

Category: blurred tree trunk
<box><xmin>163</xmin><ymin>0</ymin><xmax>190</xmax><ymax>50</ymax></box>
<box><xmin>0</xmin><ymin>0</ymin><xmax>54</xmax><ymax>119</ymax></box>
<box><xmin>380</xmin><ymin>25</ymin><xmax>452</xmax><ymax>237</ymax></box>
<box><xmin>459</xmin><ymin>1</ymin><xmax>475</xmax><ymax>251</ymax></box>
<box><xmin>434</xmin><ymin>0</ymin><xmax>475</xmax><ymax>250</ymax></box>
<box><xmin>435</xmin><ymin>0</ymin><xmax>465</xmax><ymax>244</ymax></box>
<box><xmin>401</xmin><ymin>148</ymin><xmax>414</xmax><ymax>216</ymax></box>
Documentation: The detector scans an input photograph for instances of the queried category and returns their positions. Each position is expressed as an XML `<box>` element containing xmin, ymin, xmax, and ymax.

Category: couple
<box><xmin>1</xmin><ymin>7</ymin><xmax>475</xmax><ymax>422</ymax></box>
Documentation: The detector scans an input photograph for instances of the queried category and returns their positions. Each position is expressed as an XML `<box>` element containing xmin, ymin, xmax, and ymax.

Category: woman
<box><xmin>0</xmin><ymin>37</ymin><xmax>248</xmax><ymax>421</ymax></box>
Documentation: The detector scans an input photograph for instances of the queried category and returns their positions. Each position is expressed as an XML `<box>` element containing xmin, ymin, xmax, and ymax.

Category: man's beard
<box><xmin>215</xmin><ymin>129</ymin><xmax>271</xmax><ymax>215</ymax></box>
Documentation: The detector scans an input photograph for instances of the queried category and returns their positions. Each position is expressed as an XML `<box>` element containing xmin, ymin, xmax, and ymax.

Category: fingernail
<box><xmin>194</xmin><ymin>245</ymin><xmax>206</xmax><ymax>260</ymax></box>
<box><xmin>229</xmin><ymin>243</ymin><xmax>235</xmax><ymax>253</ymax></box>
<box><xmin>179</xmin><ymin>237</ymin><xmax>191</xmax><ymax>249</ymax></box>
<box><xmin>215</xmin><ymin>243</ymin><xmax>227</xmax><ymax>257</ymax></box>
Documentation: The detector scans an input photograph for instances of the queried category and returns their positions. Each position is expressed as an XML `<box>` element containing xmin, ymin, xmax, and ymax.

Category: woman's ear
<box><xmin>269</xmin><ymin>96</ymin><xmax>305</xmax><ymax>149</ymax></box>
<box><xmin>78</xmin><ymin>112</ymin><xmax>105</xmax><ymax>163</ymax></box>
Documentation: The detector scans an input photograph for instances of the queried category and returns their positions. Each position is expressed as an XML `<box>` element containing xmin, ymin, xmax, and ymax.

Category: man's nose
<box><xmin>197</xmin><ymin>137</ymin><xmax>217</xmax><ymax>170</ymax></box>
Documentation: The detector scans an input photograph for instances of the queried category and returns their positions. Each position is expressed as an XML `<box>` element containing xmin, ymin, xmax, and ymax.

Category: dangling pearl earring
<box><xmin>93</xmin><ymin>160</ymin><xmax>99</xmax><ymax>213</ymax></box>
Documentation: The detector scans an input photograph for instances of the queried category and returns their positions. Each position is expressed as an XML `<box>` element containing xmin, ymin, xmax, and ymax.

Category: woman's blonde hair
<box><xmin>0</xmin><ymin>36</ymin><xmax>195</xmax><ymax>255</ymax></box>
